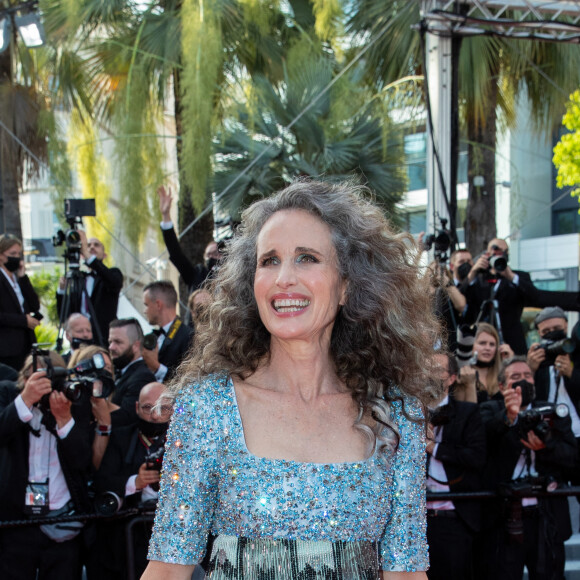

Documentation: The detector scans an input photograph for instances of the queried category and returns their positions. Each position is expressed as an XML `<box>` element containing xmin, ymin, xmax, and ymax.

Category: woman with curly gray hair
<box><xmin>144</xmin><ymin>180</ymin><xmax>441</xmax><ymax>580</ymax></box>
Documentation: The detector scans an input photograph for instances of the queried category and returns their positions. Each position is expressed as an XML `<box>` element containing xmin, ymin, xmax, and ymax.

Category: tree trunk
<box><xmin>464</xmin><ymin>81</ymin><xmax>498</xmax><ymax>255</ymax></box>
<box><xmin>0</xmin><ymin>46</ymin><xmax>22</xmax><ymax>239</ymax></box>
<box><xmin>173</xmin><ymin>67</ymin><xmax>214</xmax><ymax>308</ymax></box>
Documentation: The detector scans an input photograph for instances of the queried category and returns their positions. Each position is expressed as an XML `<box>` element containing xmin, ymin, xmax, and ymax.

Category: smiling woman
<box><xmin>142</xmin><ymin>180</ymin><xmax>442</xmax><ymax>580</ymax></box>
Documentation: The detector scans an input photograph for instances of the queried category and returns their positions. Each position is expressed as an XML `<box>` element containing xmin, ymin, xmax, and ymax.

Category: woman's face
<box><xmin>254</xmin><ymin>209</ymin><xmax>346</xmax><ymax>345</ymax></box>
<box><xmin>474</xmin><ymin>331</ymin><xmax>497</xmax><ymax>363</ymax></box>
<box><xmin>0</xmin><ymin>242</ymin><xmax>21</xmax><ymax>268</ymax></box>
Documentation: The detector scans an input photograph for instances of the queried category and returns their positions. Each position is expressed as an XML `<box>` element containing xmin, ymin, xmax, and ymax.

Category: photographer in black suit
<box><xmin>141</xmin><ymin>281</ymin><xmax>193</xmax><ymax>383</ymax></box>
<box><xmin>427</xmin><ymin>352</ymin><xmax>486</xmax><ymax>580</ymax></box>
<box><xmin>157</xmin><ymin>185</ymin><xmax>219</xmax><ymax>292</ymax></box>
<box><xmin>90</xmin><ymin>382</ymin><xmax>172</xmax><ymax>580</ymax></box>
<box><xmin>0</xmin><ymin>234</ymin><xmax>41</xmax><ymax>371</ymax></box>
<box><xmin>108</xmin><ymin>319</ymin><xmax>156</xmax><ymax>427</ymax></box>
<box><xmin>0</xmin><ymin>351</ymin><xmax>92</xmax><ymax>580</ymax></box>
<box><xmin>462</xmin><ymin>238</ymin><xmax>538</xmax><ymax>355</ymax></box>
<box><xmin>478</xmin><ymin>357</ymin><xmax>577</xmax><ymax>580</ymax></box>
<box><xmin>57</xmin><ymin>232</ymin><xmax>123</xmax><ymax>347</ymax></box>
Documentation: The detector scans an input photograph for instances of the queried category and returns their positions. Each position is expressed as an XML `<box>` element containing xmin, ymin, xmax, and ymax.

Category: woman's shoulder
<box><xmin>173</xmin><ymin>373</ymin><xmax>234</xmax><ymax>417</ymax></box>
<box><xmin>386</xmin><ymin>388</ymin><xmax>425</xmax><ymax>423</ymax></box>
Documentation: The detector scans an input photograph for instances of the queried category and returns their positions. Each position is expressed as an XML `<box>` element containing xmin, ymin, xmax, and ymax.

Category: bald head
<box><xmin>136</xmin><ymin>382</ymin><xmax>172</xmax><ymax>423</ymax></box>
<box><xmin>88</xmin><ymin>237</ymin><xmax>106</xmax><ymax>261</ymax></box>
<box><xmin>65</xmin><ymin>313</ymin><xmax>93</xmax><ymax>345</ymax></box>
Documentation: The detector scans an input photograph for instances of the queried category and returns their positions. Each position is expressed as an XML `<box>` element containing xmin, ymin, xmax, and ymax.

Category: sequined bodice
<box><xmin>148</xmin><ymin>375</ymin><xmax>428</xmax><ymax>573</ymax></box>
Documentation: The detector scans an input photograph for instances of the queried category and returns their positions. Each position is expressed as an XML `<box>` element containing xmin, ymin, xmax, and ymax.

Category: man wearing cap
<box><xmin>527</xmin><ymin>307</ymin><xmax>580</xmax><ymax>479</ymax></box>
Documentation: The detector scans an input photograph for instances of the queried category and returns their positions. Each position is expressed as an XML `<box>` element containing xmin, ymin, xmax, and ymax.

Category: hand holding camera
<box><xmin>21</xmin><ymin>370</ymin><xmax>52</xmax><ymax>408</ymax></box>
<box><xmin>136</xmin><ymin>462</ymin><xmax>161</xmax><ymax>491</ymax></box>
<box><xmin>48</xmin><ymin>390</ymin><xmax>73</xmax><ymax>429</ymax></box>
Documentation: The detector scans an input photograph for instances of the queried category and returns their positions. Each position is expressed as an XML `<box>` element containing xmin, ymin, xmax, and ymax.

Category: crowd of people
<box><xmin>0</xmin><ymin>180</ymin><xmax>578</xmax><ymax>580</ymax></box>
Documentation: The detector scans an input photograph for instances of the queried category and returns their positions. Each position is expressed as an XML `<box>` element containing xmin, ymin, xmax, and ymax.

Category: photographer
<box><xmin>108</xmin><ymin>318</ymin><xmax>156</xmax><ymax>427</ymax></box>
<box><xmin>57</xmin><ymin>232</ymin><xmax>123</xmax><ymax>347</ymax></box>
<box><xmin>141</xmin><ymin>281</ymin><xmax>193</xmax><ymax>383</ymax></box>
<box><xmin>462</xmin><ymin>238</ymin><xmax>538</xmax><ymax>355</ymax></box>
<box><xmin>91</xmin><ymin>382</ymin><xmax>172</xmax><ymax>580</ymax></box>
<box><xmin>527</xmin><ymin>307</ymin><xmax>580</xmax><ymax>478</ymax></box>
<box><xmin>0</xmin><ymin>351</ymin><xmax>92</xmax><ymax>580</ymax></box>
<box><xmin>158</xmin><ymin>185</ymin><xmax>219</xmax><ymax>292</ymax></box>
<box><xmin>477</xmin><ymin>357</ymin><xmax>576</xmax><ymax>580</ymax></box>
<box><xmin>426</xmin><ymin>353</ymin><xmax>486</xmax><ymax>580</ymax></box>
<box><xmin>0</xmin><ymin>234</ymin><xmax>41</xmax><ymax>372</ymax></box>
<box><xmin>449</xmin><ymin>248</ymin><xmax>473</xmax><ymax>287</ymax></box>
<box><xmin>61</xmin><ymin>313</ymin><xmax>93</xmax><ymax>365</ymax></box>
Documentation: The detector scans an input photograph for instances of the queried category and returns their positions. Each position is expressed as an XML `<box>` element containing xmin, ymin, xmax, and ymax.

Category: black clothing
<box><xmin>476</xmin><ymin>398</ymin><xmax>577</xmax><ymax>580</ymax></box>
<box><xmin>461</xmin><ymin>270</ymin><xmax>538</xmax><ymax>355</ymax></box>
<box><xmin>92</xmin><ymin>425</ymin><xmax>161</xmax><ymax>580</ymax></box>
<box><xmin>0</xmin><ymin>382</ymin><xmax>92</xmax><ymax>580</ymax></box>
<box><xmin>161</xmin><ymin>226</ymin><xmax>210</xmax><ymax>291</ymax></box>
<box><xmin>56</xmin><ymin>259</ymin><xmax>123</xmax><ymax>347</ymax></box>
<box><xmin>158</xmin><ymin>317</ymin><xmax>193</xmax><ymax>381</ymax></box>
<box><xmin>0</xmin><ymin>272</ymin><xmax>40</xmax><ymax>371</ymax></box>
<box><xmin>111</xmin><ymin>360</ymin><xmax>156</xmax><ymax>427</ymax></box>
<box><xmin>427</xmin><ymin>399</ymin><xmax>485</xmax><ymax>580</ymax></box>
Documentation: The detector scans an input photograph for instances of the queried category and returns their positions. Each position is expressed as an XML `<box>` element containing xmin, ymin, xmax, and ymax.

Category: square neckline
<box><xmin>227</xmin><ymin>375</ymin><xmax>378</xmax><ymax>467</ymax></box>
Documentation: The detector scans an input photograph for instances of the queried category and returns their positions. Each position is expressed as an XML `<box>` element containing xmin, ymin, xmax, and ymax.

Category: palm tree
<box><xmin>348</xmin><ymin>1</ymin><xmax>580</xmax><ymax>252</ymax></box>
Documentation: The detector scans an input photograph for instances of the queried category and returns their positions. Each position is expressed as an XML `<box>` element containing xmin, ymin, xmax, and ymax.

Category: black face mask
<box><xmin>512</xmin><ymin>379</ymin><xmax>535</xmax><ymax>407</ymax></box>
<box><xmin>456</xmin><ymin>262</ymin><xmax>471</xmax><ymax>281</ymax></box>
<box><xmin>138</xmin><ymin>418</ymin><xmax>169</xmax><ymax>438</ymax></box>
<box><xmin>112</xmin><ymin>348</ymin><xmax>134</xmax><ymax>372</ymax></box>
<box><xmin>71</xmin><ymin>337</ymin><xmax>95</xmax><ymax>350</ymax></box>
<box><xmin>4</xmin><ymin>256</ymin><xmax>20</xmax><ymax>272</ymax></box>
<box><xmin>541</xmin><ymin>329</ymin><xmax>567</xmax><ymax>342</ymax></box>
<box><xmin>475</xmin><ymin>358</ymin><xmax>495</xmax><ymax>368</ymax></box>
<box><xmin>205</xmin><ymin>257</ymin><xmax>219</xmax><ymax>270</ymax></box>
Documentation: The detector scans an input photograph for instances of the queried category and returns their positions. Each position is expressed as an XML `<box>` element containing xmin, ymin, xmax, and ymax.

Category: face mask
<box><xmin>138</xmin><ymin>418</ymin><xmax>169</xmax><ymax>438</ymax></box>
<box><xmin>475</xmin><ymin>358</ymin><xmax>495</xmax><ymax>368</ymax></box>
<box><xmin>71</xmin><ymin>337</ymin><xmax>94</xmax><ymax>350</ymax></box>
<box><xmin>512</xmin><ymin>379</ymin><xmax>535</xmax><ymax>407</ymax></box>
<box><xmin>205</xmin><ymin>257</ymin><xmax>218</xmax><ymax>270</ymax></box>
<box><xmin>456</xmin><ymin>262</ymin><xmax>471</xmax><ymax>281</ymax></box>
<box><xmin>112</xmin><ymin>347</ymin><xmax>134</xmax><ymax>372</ymax></box>
<box><xmin>4</xmin><ymin>256</ymin><xmax>20</xmax><ymax>272</ymax></box>
<box><xmin>541</xmin><ymin>329</ymin><xmax>567</xmax><ymax>343</ymax></box>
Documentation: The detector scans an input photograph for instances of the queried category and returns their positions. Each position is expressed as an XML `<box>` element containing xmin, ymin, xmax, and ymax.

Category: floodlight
<box><xmin>14</xmin><ymin>13</ymin><xmax>45</xmax><ymax>48</ymax></box>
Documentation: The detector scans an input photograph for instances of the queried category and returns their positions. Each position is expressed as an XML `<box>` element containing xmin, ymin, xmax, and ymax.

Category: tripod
<box><xmin>56</xmin><ymin>260</ymin><xmax>103</xmax><ymax>352</ymax></box>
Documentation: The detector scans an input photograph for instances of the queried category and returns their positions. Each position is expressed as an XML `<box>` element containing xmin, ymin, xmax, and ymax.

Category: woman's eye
<box><xmin>260</xmin><ymin>256</ymin><xmax>279</xmax><ymax>267</ymax></box>
<box><xmin>297</xmin><ymin>254</ymin><xmax>318</xmax><ymax>264</ymax></box>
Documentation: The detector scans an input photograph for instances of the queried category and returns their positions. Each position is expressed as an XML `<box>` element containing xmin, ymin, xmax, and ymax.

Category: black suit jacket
<box><xmin>111</xmin><ymin>360</ymin><xmax>156</xmax><ymax>428</ymax></box>
<box><xmin>95</xmin><ymin>425</ymin><xmax>149</xmax><ymax>503</ymax></box>
<box><xmin>479</xmin><ymin>398</ymin><xmax>577</xmax><ymax>541</ymax></box>
<box><xmin>161</xmin><ymin>226</ymin><xmax>209</xmax><ymax>291</ymax></box>
<box><xmin>534</xmin><ymin>365</ymin><xmax>580</xmax><ymax>420</ymax></box>
<box><xmin>0</xmin><ymin>272</ymin><xmax>40</xmax><ymax>359</ymax></box>
<box><xmin>430</xmin><ymin>398</ymin><xmax>486</xmax><ymax>531</ymax></box>
<box><xmin>461</xmin><ymin>270</ymin><xmax>538</xmax><ymax>354</ymax></box>
<box><xmin>56</xmin><ymin>259</ymin><xmax>123</xmax><ymax>347</ymax></box>
<box><xmin>159</xmin><ymin>318</ymin><xmax>193</xmax><ymax>381</ymax></box>
<box><xmin>0</xmin><ymin>381</ymin><xmax>92</xmax><ymax>521</ymax></box>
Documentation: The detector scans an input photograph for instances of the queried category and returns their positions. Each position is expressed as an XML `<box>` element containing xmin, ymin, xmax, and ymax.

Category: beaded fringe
<box><xmin>206</xmin><ymin>535</ymin><xmax>380</xmax><ymax>580</ymax></box>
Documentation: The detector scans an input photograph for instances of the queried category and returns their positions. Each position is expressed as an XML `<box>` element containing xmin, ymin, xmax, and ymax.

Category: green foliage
<box><xmin>312</xmin><ymin>0</ymin><xmax>343</xmax><ymax>43</ymax></box>
<box><xmin>180</xmin><ymin>0</ymin><xmax>224</xmax><ymax>213</ymax></box>
<box><xmin>553</xmin><ymin>90</ymin><xmax>580</xmax><ymax>200</ymax></box>
<box><xmin>29</xmin><ymin>269</ymin><xmax>62</xmax><ymax>326</ymax></box>
<box><xmin>34</xmin><ymin>323</ymin><xmax>60</xmax><ymax>350</ymax></box>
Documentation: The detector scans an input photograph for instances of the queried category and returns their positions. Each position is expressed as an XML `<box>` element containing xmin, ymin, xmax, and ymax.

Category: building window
<box><xmin>553</xmin><ymin>209</ymin><xmax>580</xmax><ymax>235</ymax></box>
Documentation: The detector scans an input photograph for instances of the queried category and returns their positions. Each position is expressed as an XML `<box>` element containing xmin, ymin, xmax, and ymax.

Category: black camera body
<box><xmin>144</xmin><ymin>439</ymin><xmax>165</xmax><ymax>492</ymax></box>
<box><xmin>32</xmin><ymin>344</ymin><xmax>114</xmax><ymax>402</ymax></box>
<box><xmin>142</xmin><ymin>332</ymin><xmax>158</xmax><ymax>351</ymax></box>
<box><xmin>499</xmin><ymin>475</ymin><xmax>558</xmax><ymax>497</ymax></box>
<box><xmin>516</xmin><ymin>403</ymin><xmax>569</xmax><ymax>443</ymax></box>
<box><xmin>52</xmin><ymin>199</ymin><xmax>96</xmax><ymax>266</ymax></box>
<box><xmin>535</xmin><ymin>337</ymin><xmax>575</xmax><ymax>367</ymax></box>
<box><xmin>424</xmin><ymin>217</ymin><xmax>452</xmax><ymax>264</ymax></box>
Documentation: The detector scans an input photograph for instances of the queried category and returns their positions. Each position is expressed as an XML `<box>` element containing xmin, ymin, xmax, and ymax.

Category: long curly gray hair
<box><xmin>176</xmin><ymin>179</ymin><xmax>442</xmax><ymax>447</ymax></box>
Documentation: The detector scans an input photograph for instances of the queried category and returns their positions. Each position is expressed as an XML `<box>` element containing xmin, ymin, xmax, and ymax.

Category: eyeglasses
<box><xmin>139</xmin><ymin>404</ymin><xmax>173</xmax><ymax>415</ymax></box>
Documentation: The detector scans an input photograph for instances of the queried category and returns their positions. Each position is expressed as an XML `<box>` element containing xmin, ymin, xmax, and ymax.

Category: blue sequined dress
<box><xmin>148</xmin><ymin>375</ymin><xmax>428</xmax><ymax>579</ymax></box>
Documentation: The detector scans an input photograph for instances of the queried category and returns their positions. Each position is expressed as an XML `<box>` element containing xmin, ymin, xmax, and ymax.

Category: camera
<box><xmin>32</xmin><ymin>344</ymin><xmax>115</xmax><ymax>402</ymax></box>
<box><xmin>424</xmin><ymin>217</ymin><xmax>452</xmax><ymax>264</ymax></box>
<box><xmin>534</xmin><ymin>337</ymin><xmax>575</xmax><ymax>367</ymax></box>
<box><xmin>52</xmin><ymin>199</ymin><xmax>96</xmax><ymax>266</ymax></box>
<box><xmin>499</xmin><ymin>475</ymin><xmax>559</xmax><ymax>497</ymax></box>
<box><xmin>94</xmin><ymin>491</ymin><xmax>123</xmax><ymax>516</ymax></box>
<box><xmin>516</xmin><ymin>403</ymin><xmax>569</xmax><ymax>443</ymax></box>
<box><xmin>142</xmin><ymin>332</ymin><xmax>158</xmax><ymax>351</ymax></box>
<box><xmin>483</xmin><ymin>244</ymin><xmax>508</xmax><ymax>273</ymax></box>
<box><xmin>144</xmin><ymin>439</ymin><xmax>165</xmax><ymax>492</ymax></box>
